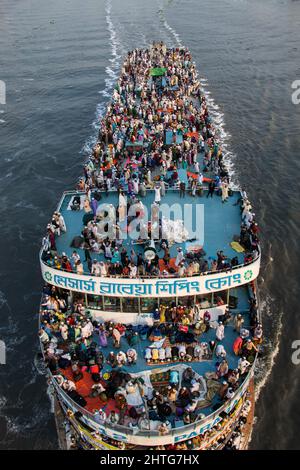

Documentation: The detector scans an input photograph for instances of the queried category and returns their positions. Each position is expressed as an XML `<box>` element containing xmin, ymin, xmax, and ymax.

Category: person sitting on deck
<box><xmin>182</xmin><ymin>367</ymin><xmax>195</xmax><ymax>386</ymax></box>
<box><xmin>242</xmin><ymin>338</ymin><xmax>258</xmax><ymax>359</ymax></box>
<box><xmin>107</xmin><ymin>410</ymin><xmax>120</xmax><ymax>425</ymax></box>
<box><xmin>216</xmin><ymin>359</ymin><xmax>229</xmax><ymax>378</ymax></box>
<box><xmin>216</xmin><ymin>343</ymin><xmax>227</xmax><ymax>358</ymax></box>
<box><xmin>238</xmin><ymin>357</ymin><xmax>251</xmax><ymax>375</ymax></box>
<box><xmin>253</xmin><ymin>323</ymin><xmax>263</xmax><ymax>344</ymax></box>
<box><xmin>93</xmin><ymin>409</ymin><xmax>106</xmax><ymax>425</ymax></box>
<box><xmin>126</xmin><ymin>348</ymin><xmax>137</xmax><ymax>365</ymax></box>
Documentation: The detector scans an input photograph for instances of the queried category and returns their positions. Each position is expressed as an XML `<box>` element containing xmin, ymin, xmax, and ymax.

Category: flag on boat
<box><xmin>149</xmin><ymin>67</ymin><xmax>167</xmax><ymax>76</ymax></box>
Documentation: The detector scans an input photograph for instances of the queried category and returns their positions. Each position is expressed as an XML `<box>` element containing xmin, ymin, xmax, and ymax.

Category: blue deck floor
<box><xmin>95</xmin><ymin>285</ymin><xmax>250</xmax><ymax>375</ymax></box>
<box><xmin>77</xmin><ymin>285</ymin><xmax>251</xmax><ymax>422</ymax></box>
<box><xmin>55</xmin><ymin>189</ymin><xmax>243</xmax><ymax>273</ymax></box>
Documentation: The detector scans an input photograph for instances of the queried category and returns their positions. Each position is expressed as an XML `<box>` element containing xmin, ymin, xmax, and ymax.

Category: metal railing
<box><xmin>40</xmin><ymin>188</ymin><xmax>260</xmax><ymax>281</ymax></box>
<box><xmin>40</xmin><ymin>243</ymin><xmax>260</xmax><ymax>284</ymax></box>
<box><xmin>49</xmin><ymin>366</ymin><xmax>254</xmax><ymax>441</ymax></box>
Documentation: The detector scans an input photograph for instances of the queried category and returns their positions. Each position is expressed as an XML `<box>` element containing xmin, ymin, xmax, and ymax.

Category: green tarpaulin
<box><xmin>149</xmin><ymin>67</ymin><xmax>167</xmax><ymax>76</ymax></box>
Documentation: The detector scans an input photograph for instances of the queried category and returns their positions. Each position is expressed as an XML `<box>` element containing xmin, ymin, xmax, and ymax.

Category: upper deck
<box><xmin>40</xmin><ymin>187</ymin><xmax>260</xmax><ymax>297</ymax></box>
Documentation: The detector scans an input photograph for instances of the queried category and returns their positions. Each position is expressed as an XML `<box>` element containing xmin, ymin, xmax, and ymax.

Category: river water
<box><xmin>0</xmin><ymin>0</ymin><xmax>299</xmax><ymax>449</ymax></box>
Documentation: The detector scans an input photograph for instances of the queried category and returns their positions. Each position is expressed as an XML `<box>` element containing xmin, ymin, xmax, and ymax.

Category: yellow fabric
<box><xmin>152</xmin><ymin>348</ymin><xmax>159</xmax><ymax>360</ymax></box>
<box><xmin>230</xmin><ymin>241</ymin><xmax>245</xmax><ymax>253</ymax></box>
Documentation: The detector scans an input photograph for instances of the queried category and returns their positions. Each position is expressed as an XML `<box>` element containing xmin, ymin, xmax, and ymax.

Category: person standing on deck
<box><xmin>207</xmin><ymin>180</ymin><xmax>216</xmax><ymax>198</ymax></box>
<box><xmin>91</xmin><ymin>198</ymin><xmax>98</xmax><ymax>217</ymax></box>
<box><xmin>118</xmin><ymin>191</ymin><xmax>127</xmax><ymax>222</ymax></box>
<box><xmin>191</xmin><ymin>179</ymin><xmax>197</xmax><ymax>197</ymax></box>
<box><xmin>55</xmin><ymin>212</ymin><xmax>67</xmax><ymax>233</ymax></box>
<box><xmin>179</xmin><ymin>180</ymin><xmax>186</xmax><ymax>198</ymax></box>
<box><xmin>154</xmin><ymin>184</ymin><xmax>161</xmax><ymax>204</ymax></box>
<box><xmin>47</xmin><ymin>225</ymin><xmax>56</xmax><ymax>251</ymax></box>
<box><xmin>216</xmin><ymin>321</ymin><xmax>225</xmax><ymax>341</ymax></box>
<box><xmin>175</xmin><ymin>247</ymin><xmax>184</xmax><ymax>267</ymax></box>
<box><xmin>159</xmin><ymin>177</ymin><xmax>166</xmax><ymax>197</ymax></box>
<box><xmin>221</xmin><ymin>181</ymin><xmax>229</xmax><ymax>203</ymax></box>
<box><xmin>234</xmin><ymin>313</ymin><xmax>244</xmax><ymax>333</ymax></box>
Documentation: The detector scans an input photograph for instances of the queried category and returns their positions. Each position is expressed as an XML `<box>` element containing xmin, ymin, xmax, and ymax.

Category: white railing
<box><xmin>39</xmin><ymin>251</ymin><xmax>260</xmax><ymax>298</ymax></box>
<box><xmin>49</xmin><ymin>366</ymin><xmax>254</xmax><ymax>446</ymax></box>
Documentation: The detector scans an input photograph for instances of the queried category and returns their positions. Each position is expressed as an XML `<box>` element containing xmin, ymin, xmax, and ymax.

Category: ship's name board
<box><xmin>41</xmin><ymin>256</ymin><xmax>260</xmax><ymax>298</ymax></box>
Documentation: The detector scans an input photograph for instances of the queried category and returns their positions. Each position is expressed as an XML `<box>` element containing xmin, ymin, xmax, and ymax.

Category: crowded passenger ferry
<box><xmin>39</xmin><ymin>43</ymin><xmax>262</xmax><ymax>450</ymax></box>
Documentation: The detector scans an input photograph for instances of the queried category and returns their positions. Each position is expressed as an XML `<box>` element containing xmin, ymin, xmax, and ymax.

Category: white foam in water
<box><xmin>81</xmin><ymin>0</ymin><xmax>123</xmax><ymax>158</ymax></box>
<box><xmin>0</xmin><ymin>290</ymin><xmax>9</xmax><ymax>310</ymax></box>
<box><xmin>157</xmin><ymin>1</ymin><xmax>183</xmax><ymax>48</ymax></box>
<box><xmin>254</xmin><ymin>295</ymin><xmax>283</xmax><ymax>401</ymax></box>
<box><xmin>0</xmin><ymin>395</ymin><xmax>8</xmax><ymax>408</ymax></box>
<box><xmin>47</xmin><ymin>385</ymin><xmax>55</xmax><ymax>413</ymax></box>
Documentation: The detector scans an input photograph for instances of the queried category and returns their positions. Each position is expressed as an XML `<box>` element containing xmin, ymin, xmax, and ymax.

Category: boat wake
<box><xmin>254</xmin><ymin>294</ymin><xmax>283</xmax><ymax>401</ymax></box>
<box><xmin>199</xmin><ymin>82</ymin><xmax>238</xmax><ymax>186</ymax></box>
<box><xmin>157</xmin><ymin>0</ymin><xmax>182</xmax><ymax>48</ymax></box>
<box><xmin>81</xmin><ymin>0</ymin><xmax>124</xmax><ymax>158</ymax></box>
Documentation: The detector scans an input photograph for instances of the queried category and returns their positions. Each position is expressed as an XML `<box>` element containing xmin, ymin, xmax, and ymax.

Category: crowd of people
<box><xmin>66</xmin><ymin>396</ymin><xmax>252</xmax><ymax>450</ymax></box>
<box><xmin>42</xmin><ymin>43</ymin><xmax>260</xmax><ymax>279</ymax></box>
<box><xmin>40</xmin><ymin>44</ymin><xmax>261</xmax><ymax>450</ymax></box>
<box><xmin>40</xmin><ymin>280</ymin><xmax>261</xmax><ymax>437</ymax></box>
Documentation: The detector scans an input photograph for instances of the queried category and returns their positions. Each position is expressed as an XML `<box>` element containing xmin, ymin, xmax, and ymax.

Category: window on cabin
<box><xmin>103</xmin><ymin>297</ymin><xmax>121</xmax><ymax>312</ymax></box>
<box><xmin>87</xmin><ymin>294</ymin><xmax>104</xmax><ymax>310</ymax></box>
<box><xmin>121</xmin><ymin>297</ymin><xmax>139</xmax><ymax>313</ymax></box>
<box><xmin>140</xmin><ymin>297</ymin><xmax>158</xmax><ymax>313</ymax></box>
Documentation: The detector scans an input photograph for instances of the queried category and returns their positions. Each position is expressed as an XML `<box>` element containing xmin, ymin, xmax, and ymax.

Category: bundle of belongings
<box><xmin>161</xmin><ymin>216</ymin><xmax>189</xmax><ymax>243</ymax></box>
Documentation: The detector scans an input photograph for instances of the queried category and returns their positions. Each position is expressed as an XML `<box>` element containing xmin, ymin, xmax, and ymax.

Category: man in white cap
<box><xmin>238</xmin><ymin>356</ymin><xmax>250</xmax><ymax>375</ymax></box>
<box><xmin>175</xmin><ymin>247</ymin><xmax>184</xmax><ymax>267</ymax></box>
<box><xmin>154</xmin><ymin>184</ymin><xmax>161</xmax><ymax>204</ymax></box>
<box><xmin>216</xmin><ymin>321</ymin><xmax>225</xmax><ymax>341</ymax></box>
<box><xmin>216</xmin><ymin>343</ymin><xmax>226</xmax><ymax>358</ymax></box>
<box><xmin>57</xmin><ymin>212</ymin><xmax>67</xmax><ymax>233</ymax></box>
<box><xmin>226</xmin><ymin>387</ymin><xmax>235</xmax><ymax>400</ymax></box>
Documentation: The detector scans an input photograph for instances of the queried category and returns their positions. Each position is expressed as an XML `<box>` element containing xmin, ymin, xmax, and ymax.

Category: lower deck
<box><xmin>44</xmin><ymin>283</ymin><xmax>258</xmax><ymax>432</ymax></box>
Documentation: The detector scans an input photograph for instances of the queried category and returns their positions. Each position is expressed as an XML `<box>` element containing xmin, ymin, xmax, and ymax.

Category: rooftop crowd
<box><xmin>42</xmin><ymin>43</ymin><xmax>260</xmax><ymax>279</ymax></box>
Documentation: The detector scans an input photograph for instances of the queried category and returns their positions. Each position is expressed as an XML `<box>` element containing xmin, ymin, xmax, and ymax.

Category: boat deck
<box><xmin>57</xmin><ymin>285</ymin><xmax>251</xmax><ymax>427</ymax></box>
<box><xmin>54</xmin><ymin>188</ymin><xmax>244</xmax><ymax>276</ymax></box>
